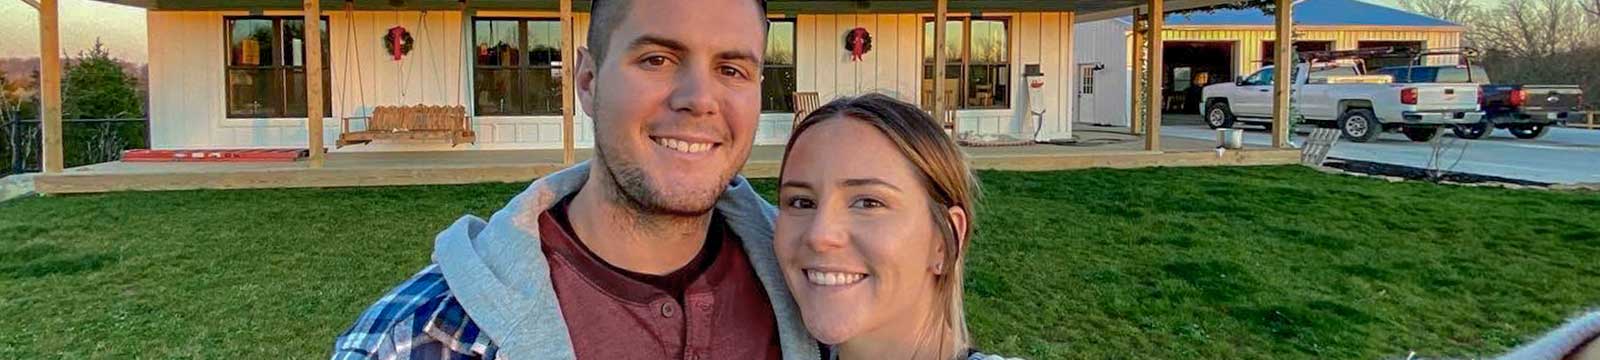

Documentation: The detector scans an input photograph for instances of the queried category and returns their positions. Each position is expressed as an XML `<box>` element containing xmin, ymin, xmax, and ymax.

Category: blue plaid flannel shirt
<box><xmin>331</xmin><ymin>264</ymin><xmax>500</xmax><ymax>360</ymax></box>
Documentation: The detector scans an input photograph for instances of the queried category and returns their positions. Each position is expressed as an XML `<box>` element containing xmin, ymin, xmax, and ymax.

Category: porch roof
<box><xmin>93</xmin><ymin>0</ymin><xmax>1236</xmax><ymax>20</ymax></box>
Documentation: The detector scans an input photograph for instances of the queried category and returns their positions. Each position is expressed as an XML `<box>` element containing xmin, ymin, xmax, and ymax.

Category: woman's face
<box><xmin>776</xmin><ymin>117</ymin><xmax>952</xmax><ymax>345</ymax></box>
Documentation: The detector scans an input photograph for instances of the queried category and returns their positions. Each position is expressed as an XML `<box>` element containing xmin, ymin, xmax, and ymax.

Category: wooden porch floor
<box><xmin>30</xmin><ymin>131</ymin><xmax>1300</xmax><ymax>194</ymax></box>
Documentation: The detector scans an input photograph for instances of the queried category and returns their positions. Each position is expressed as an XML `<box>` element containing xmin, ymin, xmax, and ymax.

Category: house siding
<box><xmin>145</xmin><ymin>10</ymin><xmax>1078</xmax><ymax>150</ymax></box>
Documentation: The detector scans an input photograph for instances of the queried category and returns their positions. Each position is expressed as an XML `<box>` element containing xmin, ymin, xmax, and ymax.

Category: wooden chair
<box><xmin>338</xmin><ymin>105</ymin><xmax>476</xmax><ymax>148</ymax></box>
<box><xmin>792</xmin><ymin>92</ymin><xmax>821</xmax><ymax>127</ymax></box>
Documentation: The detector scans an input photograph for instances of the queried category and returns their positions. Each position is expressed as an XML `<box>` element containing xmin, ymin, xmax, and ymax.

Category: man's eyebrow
<box><xmin>841</xmin><ymin>178</ymin><xmax>902</xmax><ymax>192</ymax></box>
<box><xmin>717</xmin><ymin>50</ymin><xmax>763</xmax><ymax>65</ymax></box>
<box><xmin>626</xmin><ymin>35</ymin><xmax>688</xmax><ymax>53</ymax></box>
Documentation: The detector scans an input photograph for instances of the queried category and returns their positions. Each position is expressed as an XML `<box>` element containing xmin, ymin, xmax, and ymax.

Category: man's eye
<box><xmin>786</xmin><ymin>198</ymin><xmax>815</xmax><ymax>209</ymax></box>
<box><xmin>851</xmin><ymin>199</ymin><xmax>885</xmax><ymax>209</ymax></box>
<box><xmin>642</xmin><ymin>56</ymin><xmax>671</xmax><ymax>67</ymax></box>
<box><xmin>719</xmin><ymin>66</ymin><xmax>748</xmax><ymax>79</ymax></box>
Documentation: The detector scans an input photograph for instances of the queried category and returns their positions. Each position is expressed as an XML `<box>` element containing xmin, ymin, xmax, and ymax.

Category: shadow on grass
<box><xmin>0</xmin><ymin>225</ymin><xmax>119</xmax><ymax>279</ymax></box>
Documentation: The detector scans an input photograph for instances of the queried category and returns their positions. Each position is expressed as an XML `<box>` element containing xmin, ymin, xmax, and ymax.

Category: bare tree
<box><xmin>1473</xmin><ymin>0</ymin><xmax>1597</xmax><ymax>58</ymax></box>
<box><xmin>1397</xmin><ymin>0</ymin><xmax>1478</xmax><ymax>24</ymax></box>
<box><xmin>1584</xmin><ymin>0</ymin><xmax>1600</xmax><ymax>16</ymax></box>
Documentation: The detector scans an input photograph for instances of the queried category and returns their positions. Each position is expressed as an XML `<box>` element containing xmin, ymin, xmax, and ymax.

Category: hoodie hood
<box><xmin>430</xmin><ymin>162</ymin><xmax>819</xmax><ymax>359</ymax></box>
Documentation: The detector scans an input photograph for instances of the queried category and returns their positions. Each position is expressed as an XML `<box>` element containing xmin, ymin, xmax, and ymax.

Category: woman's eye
<box><xmin>851</xmin><ymin>198</ymin><xmax>886</xmax><ymax>209</ymax></box>
<box><xmin>786</xmin><ymin>198</ymin><xmax>815</xmax><ymax>209</ymax></box>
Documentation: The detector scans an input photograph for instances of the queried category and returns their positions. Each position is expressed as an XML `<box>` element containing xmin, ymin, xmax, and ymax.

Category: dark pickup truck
<box><xmin>1464</xmin><ymin>84</ymin><xmax>1585</xmax><ymax>139</ymax></box>
<box><xmin>1374</xmin><ymin>65</ymin><xmax>1585</xmax><ymax>140</ymax></box>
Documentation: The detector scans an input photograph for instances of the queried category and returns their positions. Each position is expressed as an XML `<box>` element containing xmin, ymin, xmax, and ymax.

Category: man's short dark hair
<box><xmin>586</xmin><ymin>0</ymin><xmax>769</xmax><ymax>65</ymax></box>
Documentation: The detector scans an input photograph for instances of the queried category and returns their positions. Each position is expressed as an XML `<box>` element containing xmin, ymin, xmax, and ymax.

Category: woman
<box><xmin>774</xmin><ymin>93</ymin><xmax>1011</xmax><ymax>360</ymax></box>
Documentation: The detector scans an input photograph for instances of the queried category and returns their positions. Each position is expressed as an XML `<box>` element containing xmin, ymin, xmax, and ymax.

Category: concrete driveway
<box><xmin>1159</xmin><ymin>115</ymin><xmax>1600</xmax><ymax>184</ymax></box>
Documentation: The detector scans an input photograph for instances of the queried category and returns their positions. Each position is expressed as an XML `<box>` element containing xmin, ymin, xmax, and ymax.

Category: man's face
<box><xmin>578</xmin><ymin>0</ymin><xmax>766</xmax><ymax>216</ymax></box>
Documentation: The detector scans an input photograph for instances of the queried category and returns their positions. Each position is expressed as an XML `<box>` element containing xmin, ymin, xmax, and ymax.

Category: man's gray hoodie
<box><xmin>331</xmin><ymin>162</ymin><xmax>819</xmax><ymax>359</ymax></box>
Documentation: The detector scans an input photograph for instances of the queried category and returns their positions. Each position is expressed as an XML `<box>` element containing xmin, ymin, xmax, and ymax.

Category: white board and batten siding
<box><xmin>795</xmin><ymin>12</ymin><xmax>1078</xmax><ymax>141</ymax></box>
<box><xmin>147</xmin><ymin>11</ymin><xmax>1079</xmax><ymax>150</ymax></box>
<box><xmin>1071</xmin><ymin>18</ymin><xmax>1464</xmax><ymax>127</ymax></box>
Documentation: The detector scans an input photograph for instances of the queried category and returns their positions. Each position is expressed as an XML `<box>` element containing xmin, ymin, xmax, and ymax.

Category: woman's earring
<box><xmin>932</xmin><ymin>262</ymin><xmax>945</xmax><ymax>275</ymax></box>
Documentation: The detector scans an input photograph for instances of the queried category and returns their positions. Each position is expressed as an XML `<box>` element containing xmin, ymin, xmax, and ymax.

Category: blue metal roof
<box><xmin>1145</xmin><ymin>0</ymin><xmax>1460</xmax><ymax>27</ymax></box>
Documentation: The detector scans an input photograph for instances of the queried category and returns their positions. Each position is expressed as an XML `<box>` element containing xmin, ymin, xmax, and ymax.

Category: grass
<box><xmin>1</xmin><ymin>166</ymin><xmax>1597</xmax><ymax>359</ymax></box>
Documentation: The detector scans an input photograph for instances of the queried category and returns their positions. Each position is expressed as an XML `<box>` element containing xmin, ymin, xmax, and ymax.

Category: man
<box><xmin>331</xmin><ymin>0</ymin><xmax>819</xmax><ymax>358</ymax></box>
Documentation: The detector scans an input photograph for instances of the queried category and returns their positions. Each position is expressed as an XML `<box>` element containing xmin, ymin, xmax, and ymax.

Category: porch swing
<box><xmin>336</xmin><ymin>3</ymin><xmax>475</xmax><ymax>148</ymax></box>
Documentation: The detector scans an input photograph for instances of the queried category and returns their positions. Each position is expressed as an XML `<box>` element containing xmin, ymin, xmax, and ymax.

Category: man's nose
<box><xmin>668</xmin><ymin>65</ymin><xmax>721</xmax><ymax>117</ymax></box>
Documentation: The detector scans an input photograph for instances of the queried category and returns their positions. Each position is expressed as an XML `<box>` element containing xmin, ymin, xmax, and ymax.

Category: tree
<box><xmin>1396</xmin><ymin>0</ymin><xmax>1478</xmax><ymax>26</ymax></box>
<box><xmin>1473</xmin><ymin>0</ymin><xmax>1596</xmax><ymax>58</ymax></box>
<box><xmin>63</xmin><ymin>39</ymin><xmax>142</xmax><ymax>120</ymax></box>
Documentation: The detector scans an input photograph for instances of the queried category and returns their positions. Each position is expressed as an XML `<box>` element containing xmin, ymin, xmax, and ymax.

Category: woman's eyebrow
<box><xmin>841</xmin><ymin>178</ymin><xmax>901</xmax><ymax>192</ymax></box>
<box><xmin>779</xmin><ymin>180</ymin><xmax>812</xmax><ymax>190</ymax></box>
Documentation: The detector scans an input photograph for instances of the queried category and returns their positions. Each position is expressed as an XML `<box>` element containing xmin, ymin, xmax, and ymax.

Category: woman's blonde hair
<box><xmin>779</xmin><ymin>93</ymin><xmax>982</xmax><ymax>356</ymax></box>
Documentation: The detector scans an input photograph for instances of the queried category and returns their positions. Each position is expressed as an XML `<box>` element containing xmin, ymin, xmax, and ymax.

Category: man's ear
<box><xmin>576</xmin><ymin>46</ymin><xmax>598</xmax><ymax>118</ymax></box>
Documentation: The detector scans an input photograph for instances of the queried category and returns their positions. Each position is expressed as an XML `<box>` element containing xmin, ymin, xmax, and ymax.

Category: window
<box><xmin>1080</xmin><ymin>67</ymin><xmax>1095</xmax><ymax>94</ymax></box>
<box><xmin>1243</xmin><ymin>68</ymin><xmax>1274</xmax><ymax>86</ymax></box>
<box><xmin>1374</xmin><ymin>66</ymin><xmax>1489</xmax><ymax>84</ymax></box>
<box><xmin>923</xmin><ymin>17</ymin><xmax>1010</xmax><ymax>110</ymax></box>
<box><xmin>473</xmin><ymin>18</ymin><xmax>563</xmax><ymax>116</ymax></box>
<box><xmin>225</xmin><ymin>17</ymin><xmax>331</xmax><ymax>118</ymax></box>
<box><xmin>762</xmin><ymin>19</ymin><xmax>797</xmax><ymax>113</ymax></box>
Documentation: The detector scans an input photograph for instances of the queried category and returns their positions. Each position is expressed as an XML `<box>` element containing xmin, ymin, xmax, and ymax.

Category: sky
<box><xmin>0</xmin><ymin>0</ymin><xmax>1416</xmax><ymax>65</ymax></box>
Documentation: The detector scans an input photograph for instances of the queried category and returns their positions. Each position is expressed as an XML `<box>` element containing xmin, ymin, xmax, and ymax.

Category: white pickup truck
<box><xmin>1200</xmin><ymin>62</ymin><xmax>1486</xmax><ymax>142</ymax></box>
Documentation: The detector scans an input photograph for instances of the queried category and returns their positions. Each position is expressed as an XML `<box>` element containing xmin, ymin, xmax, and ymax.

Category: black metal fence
<box><xmin>2</xmin><ymin>115</ymin><xmax>150</xmax><ymax>176</ymax></box>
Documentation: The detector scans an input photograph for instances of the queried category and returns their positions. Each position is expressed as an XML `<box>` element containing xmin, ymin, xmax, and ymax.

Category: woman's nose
<box><xmin>802</xmin><ymin>209</ymin><xmax>848</xmax><ymax>253</ymax></box>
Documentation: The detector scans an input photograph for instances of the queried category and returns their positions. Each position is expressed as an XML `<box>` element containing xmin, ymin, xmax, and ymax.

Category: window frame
<box><xmin>223</xmin><ymin>15</ymin><xmax>332</xmax><ymax>119</ymax></box>
<box><xmin>761</xmin><ymin>18</ymin><xmax>798</xmax><ymax>114</ymax></box>
<box><xmin>472</xmin><ymin>17</ymin><xmax>564</xmax><ymax>117</ymax></box>
<box><xmin>922</xmin><ymin>16</ymin><xmax>1013</xmax><ymax>111</ymax></box>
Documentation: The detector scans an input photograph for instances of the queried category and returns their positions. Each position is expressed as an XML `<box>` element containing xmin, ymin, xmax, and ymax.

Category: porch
<box><xmin>29</xmin><ymin>133</ymin><xmax>1298</xmax><ymax>194</ymax></box>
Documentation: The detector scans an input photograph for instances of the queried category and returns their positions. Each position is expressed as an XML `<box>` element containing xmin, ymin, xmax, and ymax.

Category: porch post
<box><xmin>1271</xmin><ymin>0</ymin><xmax>1293</xmax><ymax>148</ymax></box>
<box><xmin>1144</xmin><ymin>0</ymin><xmax>1164</xmax><ymax>152</ymax></box>
<box><xmin>304</xmin><ymin>0</ymin><xmax>326</xmax><ymax>168</ymax></box>
<box><xmin>38</xmin><ymin>0</ymin><xmax>63</xmax><ymax>173</ymax></box>
<box><xmin>931</xmin><ymin>0</ymin><xmax>948</xmax><ymax>125</ymax></box>
<box><xmin>560</xmin><ymin>0</ymin><xmax>576</xmax><ymax>165</ymax></box>
<box><xmin>1129</xmin><ymin>8</ymin><xmax>1145</xmax><ymax>135</ymax></box>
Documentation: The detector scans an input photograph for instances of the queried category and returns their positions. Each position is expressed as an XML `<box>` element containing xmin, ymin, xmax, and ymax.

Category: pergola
<box><xmin>19</xmin><ymin>0</ymin><xmax>1297</xmax><ymax>172</ymax></box>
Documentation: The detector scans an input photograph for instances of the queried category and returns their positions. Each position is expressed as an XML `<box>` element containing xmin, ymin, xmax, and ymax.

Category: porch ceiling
<box><xmin>94</xmin><ymin>0</ymin><xmax>1237</xmax><ymax>20</ymax></box>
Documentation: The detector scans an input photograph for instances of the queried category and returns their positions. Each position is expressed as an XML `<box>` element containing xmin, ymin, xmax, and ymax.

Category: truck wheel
<box><xmin>1450</xmin><ymin>121</ymin><xmax>1492</xmax><ymax>140</ymax></box>
<box><xmin>1509</xmin><ymin>124</ymin><xmax>1550</xmax><ymax>139</ymax></box>
<box><xmin>1205</xmin><ymin>102</ymin><xmax>1236</xmax><ymax>129</ymax></box>
<box><xmin>1338</xmin><ymin>109</ymin><xmax>1382</xmax><ymax>143</ymax></box>
<box><xmin>1403</xmin><ymin>126</ymin><xmax>1441</xmax><ymax>142</ymax></box>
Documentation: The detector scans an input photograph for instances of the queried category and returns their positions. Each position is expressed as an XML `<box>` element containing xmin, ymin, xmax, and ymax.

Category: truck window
<box><xmin>1244</xmin><ymin>68</ymin><xmax>1274</xmax><ymax>86</ymax></box>
<box><xmin>1307</xmin><ymin>66</ymin><xmax>1358</xmax><ymax>83</ymax></box>
<box><xmin>1435</xmin><ymin>66</ymin><xmax>1490</xmax><ymax>84</ymax></box>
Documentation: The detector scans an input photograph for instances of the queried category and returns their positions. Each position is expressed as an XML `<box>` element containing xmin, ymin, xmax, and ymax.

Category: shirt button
<box><xmin>660</xmin><ymin>302</ymin><xmax>677</xmax><ymax>318</ymax></box>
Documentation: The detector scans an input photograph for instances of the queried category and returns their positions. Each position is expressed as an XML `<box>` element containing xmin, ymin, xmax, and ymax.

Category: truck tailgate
<box><xmin>1521</xmin><ymin>85</ymin><xmax>1585</xmax><ymax>111</ymax></box>
<box><xmin>1407</xmin><ymin>84</ymin><xmax>1481</xmax><ymax>111</ymax></box>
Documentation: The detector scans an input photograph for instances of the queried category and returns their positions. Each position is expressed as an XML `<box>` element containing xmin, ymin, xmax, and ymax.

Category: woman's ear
<box><xmin>576</xmin><ymin>47</ymin><xmax>598</xmax><ymax>118</ymax></box>
<box><xmin>931</xmin><ymin>206</ymin><xmax>970</xmax><ymax>276</ymax></box>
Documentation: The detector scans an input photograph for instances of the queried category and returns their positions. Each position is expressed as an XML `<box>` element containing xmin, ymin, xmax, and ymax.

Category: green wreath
<box><xmin>383</xmin><ymin>26</ymin><xmax>415</xmax><ymax>58</ymax></box>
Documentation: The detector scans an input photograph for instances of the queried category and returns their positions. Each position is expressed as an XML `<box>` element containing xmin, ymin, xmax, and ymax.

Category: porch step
<box><xmin>122</xmin><ymin>149</ymin><xmax>308</xmax><ymax>163</ymax></box>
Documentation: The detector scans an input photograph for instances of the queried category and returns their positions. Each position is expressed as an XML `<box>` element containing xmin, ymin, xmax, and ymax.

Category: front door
<box><xmin>1076</xmin><ymin>64</ymin><xmax>1099</xmax><ymax>124</ymax></box>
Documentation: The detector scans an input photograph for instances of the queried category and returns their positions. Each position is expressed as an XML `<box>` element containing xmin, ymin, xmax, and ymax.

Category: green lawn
<box><xmin>2</xmin><ymin>166</ymin><xmax>1597</xmax><ymax>359</ymax></box>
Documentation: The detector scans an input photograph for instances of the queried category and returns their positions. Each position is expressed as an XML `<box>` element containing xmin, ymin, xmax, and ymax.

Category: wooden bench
<box><xmin>338</xmin><ymin>105</ymin><xmax>475</xmax><ymax>148</ymax></box>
